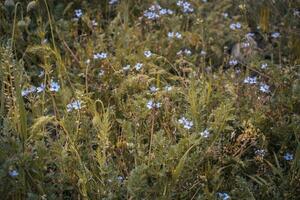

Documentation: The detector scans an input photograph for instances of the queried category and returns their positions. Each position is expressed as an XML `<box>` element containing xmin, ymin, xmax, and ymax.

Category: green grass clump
<box><xmin>0</xmin><ymin>0</ymin><xmax>300</xmax><ymax>199</ymax></box>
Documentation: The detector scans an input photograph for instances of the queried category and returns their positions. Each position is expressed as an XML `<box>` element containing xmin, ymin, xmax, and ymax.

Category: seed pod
<box><xmin>27</xmin><ymin>1</ymin><xmax>37</xmax><ymax>13</ymax></box>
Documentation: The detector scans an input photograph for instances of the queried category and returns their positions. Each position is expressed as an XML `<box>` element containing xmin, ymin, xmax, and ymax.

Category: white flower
<box><xmin>255</xmin><ymin>149</ymin><xmax>266</xmax><ymax>157</ymax></box>
<box><xmin>259</xmin><ymin>83</ymin><xmax>270</xmax><ymax>93</ymax></box>
<box><xmin>243</xmin><ymin>76</ymin><xmax>257</xmax><ymax>84</ymax></box>
<box><xmin>222</xmin><ymin>12</ymin><xmax>228</xmax><ymax>18</ymax></box>
<box><xmin>123</xmin><ymin>65</ymin><xmax>131</xmax><ymax>71</ymax></box>
<box><xmin>135</xmin><ymin>63</ymin><xmax>143</xmax><ymax>71</ymax></box>
<box><xmin>175</xmin><ymin>32</ymin><xmax>182</xmax><ymax>39</ymax></box>
<box><xmin>164</xmin><ymin>85</ymin><xmax>173</xmax><ymax>91</ymax></box>
<box><xmin>98</xmin><ymin>70</ymin><xmax>105</xmax><ymax>76</ymax></box>
<box><xmin>241</xmin><ymin>42</ymin><xmax>250</xmax><ymax>48</ymax></box>
<box><xmin>109</xmin><ymin>0</ymin><xmax>118</xmax><ymax>5</ymax></box>
<box><xmin>92</xmin><ymin>19</ymin><xmax>98</xmax><ymax>26</ymax></box>
<box><xmin>229</xmin><ymin>59</ymin><xmax>238</xmax><ymax>66</ymax></box>
<box><xmin>271</xmin><ymin>32</ymin><xmax>280</xmax><ymax>38</ymax></box>
<box><xmin>149</xmin><ymin>85</ymin><xmax>159</xmax><ymax>93</ymax></box>
<box><xmin>184</xmin><ymin>49</ymin><xmax>192</xmax><ymax>55</ymax></box>
<box><xmin>93</xmin><ymin>52</ymin><xmax>108</xmax><ymax>60</ymax></box>
<box><xmin>144</xmin><ymin>50</ymin><xmax>152</xmax><ymax>58</ymax></box>
<box><xmin>200</xmin><ymin>129</ymin><xmax>210</xmax><ymax>138</ymax></box>
<box><xmin>143</xmin><ymin>3</ymin><xmax>173</xmax><ymax>20</ymax></box>
<box><xmin>261</xmin><ymin>63</ymin><xmax>268</xmax><ymax>69</ymax></box>
<box><xmin>200</xmin><ymin>50</ymin><xmax>207</xmax><ymax>56</ymax></box>
<box><xmin>37</xmin><ymin>83</ymin><xmax>46</xmax><ymax>93</ymax></box>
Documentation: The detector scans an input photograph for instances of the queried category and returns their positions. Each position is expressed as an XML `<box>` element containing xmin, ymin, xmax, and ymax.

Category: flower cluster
<box><xmin>147</xmin><ymin>100</ymin><xmax>161</xmax><ymax>110</ymax></box>
<box><xmin>168</xmin><ymin>32</ymin><xmax>182</xmax><ymax>39</ymax></box>
<box><xmin>255</xmin><ymin>149</ymin><xmax>266</xmax><ymax>157</ymax></box>
<box><xmin>143</xmin><ymin>3</ymin><xmax>173</xmax><ymax>20</ymax></box>
<box><xmin>229</xmin><ymin>22</ymin><xmax>242</xmax><ymax>30</ymax></box>
<box><xmin>67</xmin><ymin>100</ymin><xmax>82</xmax><ymax>112</ymax></box>
<box><xmin>21</xmin><ymin>86</ymin><xmax>37</xmax><ymax>97</ymax></box>
<box><xmin>93</xmin><ymin>52</ymin><xmax>108</xmax><ymax>60</ymax></box>
<box><xmin>177</xmin><ymin>1</ymin><xmax>194</xmax><ymax>13</ymax></box>
<box><xmin>177</xmin><ymin>49</ymin><xmax>192</xmax><ymax>56</ymax></box>
<box><xmin>229</xmin><ymin>59</ymin><xmax>238</xmax><ymax>66</ymax></box>
<box><xmin>243</xmin><ymin>76</ymin><xmax>257</xmax><ymax>84</ymax></box>
<box><xmin>178</xmin><ymin>117</ymin><xmax>193</xmax><ymax>129</ymax></box>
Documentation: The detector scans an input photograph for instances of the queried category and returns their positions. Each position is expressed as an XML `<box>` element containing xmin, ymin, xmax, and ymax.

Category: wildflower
<box><xmin>21</xmin><ymin>89</ymin><xmax>30</xmax><ymax>97</ymax></box>
<box><xmin>93</xmin><ymin>52</ymin><xmax>108</xmax><ymax>60</ymax></box>
<box><xmin>91</xmin><ymin>19</ymin><xmax>98</xmax><ymax>26</ymax></box>
<box><xmin>143</xmin><ymin>3</ymin><xmax>173</xmax><ymax>20</ymax></box>
<box><xmin>255</xmin><ymin>149</ymin><xmax>266</xmax><ymax>157</ymax></box>
<box><xmin>230</xmin><ymin>22</ymin><xmax>242</xmax><ymax>30</ymax></box>
<box><xmin>294</xmin><ymin>9</ymin><xmax>300</xmax><ymax>17</ymax></box>
<box><xmin>9</xmin><ymin>170</ymin><xmax>19</xmax><ymax>177</ymax></box>
<box><xmin>135</xmin><ymin>63</ymin><xmax>143</xmax><ymax>71</ymax></box>
<box><xmin>200</xmin><ymin>129</ymin><xmax>210</xmax><ymax>138</ymax></box>
<box><xmin>37</xmin><ymin>83</ymin><xmax>46</xmax><ymax>93</ymax></box>
<box><xmin>67</xmin><ymin>100</ymin><xmax>82</xmax><ymax>112</ymax></box>
<box><xmin>109</xmin><ymin>0</ymin><xmax>118</xmax><ymax>5</ymax></box>
<box><xmin>147</xmin><ymin>100</ymin><xmax>161</xmax><ymax>109</ymax></box>
<box><xmin>246</xmin><ymin>32</ymin><xmax>255</xmax><ymax>38</ymax></box>
<box><xmin>144</xmin><ymin>50</ymin><xmax>152</xmax><ymax>58</ymax></box>
<box><xmin>117</xmin><ymin>176</ymin><xmax>124</xmax><ymax>182</ymax></box>
<box><xmin>175</xmin><ymin>32</ymin><xmax>182</xmax><ymax>39</ymax></box>
<box><xmin>217</xmin><ymin>192</ymin><xmax>230</xmax><ymax>200</ymax></box>
<box><xmin>284</xmin><ymin>152</ymin><xmax>293</xmax><ymax>161</ymax></box>
<box><xmin>200</xmin><ymin>50</ymin><xmax>207</xmax><ymax>56</ymax></box>
<box><xmin>123</xmin><ymin>65</ymin><xmax>131</xmax><ymax>71</ymax></box>
<box><xmin>164</xmin><ymin>85</ymin><xmax>173</xmax><ymax>91</ymax></box>
<box><xmin>184</xmin><ymin>49</ymin><xmax>192</xmax><ymax>55</ymax></box>
<box><xmin>74</xmin><ymin>9</ymin><xmax>83</xmax><ymax>18</ymax></box>
<box><xmin>271</xmin><ymin>32</ymin><xmax>280</xmax><ymax>38</ymax></box>
<box><xmin>49</xmin><ymin>80</ymin><xmax>60</xmax><ymax>92</ymax></box>
<box><xmin>178</xmin><ymin>117</ymin><xmax>193</xmax><ymax>130</ymax></box>
<box><xmin>222</xmin><ymin>12</ymin><xmax>228</xmax><ymax>18</ymax></box>
<box><xmin>259</xmin><ymin>83</ymin><xmax>270</xmax><ymax>93</ymax></box>
<box><xmin>261</xmin><ymin>63</ymin><xmax>268</xmax><ymax>69</ymax></box>
<box><xmin>86</xmin><ymin>59</ymin><xmax>91</xmax><ymax>64</ymax></box>
<box><xmin>229</xmin><ymin>59</ymin><xmax>238</xmax><ymax>66</ymax></box>
<box><xmin>149</xmin><ymin>85</ymin><xmax>159</xmax><ymax>93</ymax></box>
<box><xmin>243</xmin><ymin>76</ymin><xmax>257</xmax><ymax>84</ymax></box>
<box><xmin>177</xmin><ymin>1</ymin><xmax>194</xmax><ymax>13</ymax></box>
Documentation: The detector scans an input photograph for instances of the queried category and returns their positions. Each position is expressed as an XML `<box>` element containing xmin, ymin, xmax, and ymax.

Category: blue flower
<box><xmin>49</xmin><ymin>80</ymin><xmax>60</xmax><ymax>92</ymax></box>
<box><xmin>243</xmin><ymin>76</ymin><xmax>257</xmax><ymax>84</ymax></box>
<box><xmin>177</xmin><ymin>1</ymin><xmax>194</xmax><ymax>13</ymax></box>
<box><xmin>67</xmin><ymin>100</ymin><xmax>82</xmax><ymax>112</ymax></box>
<box><xmin>229</xmin><ymin>59</ymin><xmax>238</xmax><ymax>66</ymax></box>
<box><xmin>143</xmin><ymin>3</ymin><xmax>173</xmax><ymax>20</ymax></box>
<box><xmin>217</xmin><ymin>192</ymin><xmax>230</xmax><ymax>200</ymax></box>
<box><xmin>147</xmin><ymin>100</ymin><xmax>161</xmax><ymax>109</ymax></box>
<box><xmin>144</xmin><ymin>50</ymin><xmax>152</xmax><ymax>58</ymax></box>
<box><xmin>271</xmin><ymin>32</ymin><xmax>280</xmax><ymax>38</ymax></box>
<box><xmin>9</xmin><ymin>170</ymin><xmax>19</xmax><ymax>177</ymax></box>
<box><xmin>259</xmin><ymin>83</ymin><xmax>270</xmax><ymax>93</ymax></box>
<box><xmin>93</xmin><ymin>52</ymin><xmax>108</xmax><ymax>60</ymax></box>
<box><xmin>230</xmin><ymin>22</ymin><xmax>242</xmax><ymax>30</ymax></box>
<box><xmin>37</xmin><ymin>83</ymin><xmax>46</xmax><ymax>93</ymax></box>
<box><xmin>74</xmin><ymin>9</ymin><xmax>83</xmax><ymax>18</ymax></box>
<box><xmin>178</xmin><ymin>117</ymin><xmax>193</xmax><ymax>130</ymax></box>
<box><xmin>149</xmin><ymin>85</ymin><xmax>159</xmax><ymax>93</ymax></box>
<box><xmin>200</xmin><ymin>129</ymin><xmax>210</xmax><ymax>138</ymax></box>
<box><xmin>135</xmin><ymin>63</ymin><xmax>143</xmax><ymax>71</ymax></box>
<box><xmin>284</xmin><ymin>152</ymin><xmax>293</xmax><ymax>161</ymax></box>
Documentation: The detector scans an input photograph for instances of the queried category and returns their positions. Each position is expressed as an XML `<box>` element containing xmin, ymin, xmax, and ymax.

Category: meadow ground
<box><xmin>0</xmin><ymin>0</ymin><xmax>300</xmax><ymax>199</ymax></box>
